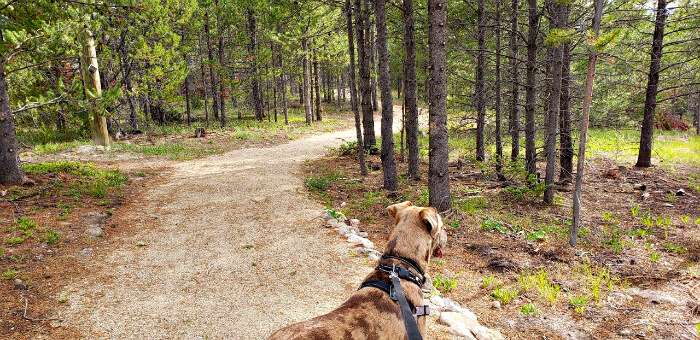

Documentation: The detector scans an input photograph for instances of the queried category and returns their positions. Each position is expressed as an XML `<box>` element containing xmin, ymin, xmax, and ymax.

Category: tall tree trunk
<box><xmin>404</xmin><ymin>0</ymin><xmax>420</xmax><ymax>180</ymax></box>
<box><xmin>571</xmin><ymin>0</ymin><xmax>603</xmax><ymax>247</ymax></box>
<box><xmin>248</xmin><ymin>8</ymin><xmax>264</xmax><ymax>121</ymax></box>
<box><xmin>370</xmin><ymin>19</ymin><xmax>379</xmax><ymax>112</ymax></box>
<box><xmin>356</xmin><ymin>0</ymin><xmax>376</xmax><ymax>150</ymax></box>
<box><xmin>275</xmin><ymin>23</ymin><xmax>289</xmax><ymax>125</ymax></box>
<box><xmin>80</xmin><ymin>27</ymin><xmax>110</xmax><ymax>147</ymax></box>
<box><xmin>302</xmin><ymin>38</ymin><xmax>312</xmax><ymax>125</ymax></box>
<box><xmin>198</xmin><ymin>32</ymin><xmax>210</xmax><ymax>126</ymax></box>
<box><xmin>559</xmin><ymin>5</ymin><xmax>573</xmax><ymax>183</ymax></box>
<box><xmin>346</xmin><ymin>0</ymin><xmax>368</xmax><ymax>175</ymax></box>
<box><xmin>428</xmin><ymin>0</ymin><xmax>451</xmax><ymax>212</ymax></box>
<box><xmin>636</xmin><ymin>0</ymin><xmax>668</xmax><ymax>168</ymax></box>
<box><xmin>375</xmin><ymin>0</ymin><xmax>397</xmax><ymax>191</ymax></box>
<box><xmin>313</xmin><ymin>49</ymin><xmax>322</xmax><ymax>121</ymax></box>
<box><xmin>0</xmin><ymin>59</ymin><xmax>24</xmax><ymax>184</ymax></box>
<box><xmin>525</xmin><ymin>0</ymin><xmax>539</xmax><ymax>178</ymax></box>
<box><xmin>543</xmin><ymin>1</ymin><xmax>565</xmax><ymax>205</ymax></box>
<box><xmin>475</xmin><ymin>0</ymin><xmax>486</xmax><ymax>162</ymax></box>
<box><xmin>509</xmin><ymin>0</ymin><xmax>520</xmax><ymax>162</ymax></box>
<box><xmin>185</xmin><ymin>68</ymin><xmax>191</xmax><ymax>126</ymax></box>
<box><xmin>217</xmin><ymin>2</ymin><xmax>226</xmax><ymax>127</ymax></box>
<box><xmin>205</xmin><ymin>11</ymin><xmax>219</xmax><ymax>120</ymax></box>
<box><xmin>695</xmin><ymin>93</ymin><xmax>700</xmax><ymax>135</ymax></box>
<box><xmin>310</xmin><ymin>53</ymin><xmax>315</xmax><ymax>122</ymax></box>
<box><xmin>495</xmin><ymin>0</ymin><xmax>505</xmax><ymax>181</ymax></box>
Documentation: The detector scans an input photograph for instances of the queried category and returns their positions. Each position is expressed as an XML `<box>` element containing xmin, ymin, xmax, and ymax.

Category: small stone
<box><xmin>471</xmin><ymin>326</ymin><xmax>492</xmax><ymax>340</ymax></box>
<box><xmin>340</xmin><ymin>202</ymin><xmax>347</xmax><ymax>207</ymax></box>
<box><xmin>430</xmin><ymin>295</ymin><xmax>445</xmax><ymax>308</ymax></box>
<box><xmin>14</xmin><ymin>278</ymin><xmax>22</xmax><ymax>285</ymax></box>
<box><xmin>327</xmin><ymin>218</ymin><xmax>339</xmax><ymax>228</ymax></box>
<box><xmin>642</xmin><ymin>192</ymin><xmax>650</xmax><ymax>200</ymax></box>
<box><xmin>440</xmin><ymin>311</ymin><xmax>480</xmax><ymax>330</ymax></box>
<box><xmin>491</xmin><ymin>300</ymin><xmax>501</xmax><ymax>309</ymax></box>
<box><xmin>79</xmin><ymin>248</ymin><xmax>93</xmax><ymax>256</ymax></box>
<box><xmin>347</xmin><ymin>235</ymin><xmax>373</xmax><ymax>249</ymax></box>
<box><xmin>85</xmin><ymin>227</ymin><xmax>104</xmax><ymax>238</ymax></box>
<box><xmin>368</xmin><ymin>253</ymin><xmax>381</xmax><ymax>261</ymax></box>
<box><xmin>636</xmin><ymin>331</ymin><xmax>645</xmax><ymax>338</ymax></box>
<box><xmin>350</xmin><ymin>219</ymin><xmax>360</xmax><ymax>227</ymax></box>
<box><xmin>350</xmin><ymin>247</ymin><xmax>367</xmax><ymax>255</ymax></box>
<box><xmin>486</xmin><ymin>329</ymin><xmax>505</xmax><ymax>340</ymax></box>
<box><xmin>676</xmin><ymin>189</ymin><xmax>685</xmax><ymax>196</ymax></box>
<box><xmin>357</xmin><ymin>231</ymin><xmax>368</xmax><ymax>237</ymax></box>
<box><xmin>448</xmin><ymin>324</ymin><xmax>477</xmax><ymax>339</ymax></box>
<box><xmin>337</xmin><ymin>226</ymin><xmax>350</xmax><ymax>235</ymax></box>
<box><xmin>619</xmin><ymin>329</ymin><xmax>632</xmax><ymax>336</ymax></box>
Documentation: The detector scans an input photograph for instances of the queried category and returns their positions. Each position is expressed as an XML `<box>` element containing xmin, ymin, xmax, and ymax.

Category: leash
<box><xmin>358</xmin><ymin>258</ymin><xmax>428</xmax><ymax>340</ymax></box>
<box><xmin>390</xmin><ymin>269</ymin><xmax>424</xmax><ymax>340</ymax></box>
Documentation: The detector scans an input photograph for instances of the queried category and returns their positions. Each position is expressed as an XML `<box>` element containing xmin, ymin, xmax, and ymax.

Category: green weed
<box><xmin>433</xmin><ymin>273</ymin><xmax>459</xmax><ymax>294</ymax></box>
<box><xmin>6</xmin><ymin>237</ymin><xmax>25</xmax><ymax>245</ymax></box>
<box><xmin>663</xmin><ymin>241</ymin><xmax>687</xmax><ymax>253</ymax></box>
<box><xmin>519</xmin><ymin>303</ymin><xmax>539</xmax><ymax>316</ymax></box>
<box><xmin>492</xmin><ymin>287</ymin><xmax>519</xmax><ymax>305</ymax></box>
<box><xmin>43</xmin><ymin>230</ymin><xmax>59</xmax><ymax>245</ymax></box>
<box><xmin>2</xmin><ymin>268</ymin><xmax>17</xmax><ymax>280</ymax></box>
<box><xmin>569</xmin><ymin>296</ymin><xmax>588</xmax><ymax>315</ymax></box>
<box><xmin>649</xmin><ymin>249</ymin><xmax>661</xmax><ymax>261</ymax></box>
<box><xmin>481</xmin><ymin>217</ymin><xmax>507</xmax><ymax>233</ymax></box>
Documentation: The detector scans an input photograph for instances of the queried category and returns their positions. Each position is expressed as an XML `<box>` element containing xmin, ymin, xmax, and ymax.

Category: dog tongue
<box><xmin>434</xmin><ymin>246</ymin><xmax>443</xmax><ymax>259</ymax></box>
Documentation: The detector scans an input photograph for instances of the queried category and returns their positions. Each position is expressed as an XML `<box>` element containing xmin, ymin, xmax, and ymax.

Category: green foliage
<box><xmin>519</xmin><ymin>303</ymin><xmax>539</xmax><ymax>316</ymax></box>
<box><xmin>569</xmin><ymin>296</ymin><xmax>588</xmax><ymax>315</ymax></box>
<box><xmin>305</xmin><ymin>172</ymin><xmax>339</xmax><ymax>193</ymax></box>
<box><xmin>42</xmin><ymin>230</ymin><xmax>59</xmax><ymax>245</ymax></box>
<box><xmin>663</xmin><ymin>241</ymin><xmax>687</xmax><ymax>253</ymax></box>
<box><xmin>5</xmin><ymin>237</ymin><xmax>25</xmax><ymax>245</ymax></box>
<box><xmin>480</xmin><ymin>217</ymin><xmax>507</xmax><ymax>233</ymax></box>
<box><xmin>492</xmin><ymin>287</ymin><xmax>518</xmax><ymax>305</ymax></box>
<box><xmin>433</xmin><ymin>273</ymin><xmax>459</xmax><ymax>294</ymax></box>
<box><xmin>2</xmin><ymin>269</ymin><xmax>17</xmax><ymax>280</ymax></box>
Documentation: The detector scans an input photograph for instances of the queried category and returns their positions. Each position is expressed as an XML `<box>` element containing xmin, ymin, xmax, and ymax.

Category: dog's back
<box><xmin>268</xmin><ymin>289</ymin><xmax>407</xmax><ymax>340</ymax></box>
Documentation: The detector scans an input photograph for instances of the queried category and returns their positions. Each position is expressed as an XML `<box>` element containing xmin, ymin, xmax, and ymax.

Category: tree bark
<box><xmin>0</xmin><ymin>58</ymin><xmax>24</xmax><ymax>184</ymax></box>
<box><xmin>571</xmin><ymin>0</ymin><xmax>603</xmax><ymax>247</ymax></box>
<box><xmin>404</xmin><ymin>0</ymin><xmax>420</xmax><ymax>180</ymax></box>
<box><xmin>80</xmin><ymin>26</ymin><xmax>110</xmax><ymax>147</ymax></box>
<box><xmin>475</xmin><ymin>0</ymin><xmax>486</xmax><ymax>162</ymax></box>
<box><xmin>346</xmin><ymin>0</ymin><xmax>368</xmax><ymax>175</ymax></box>
<box><xmin>204</xmin><ymin>10</ymin><xmax>219</xmax><ymax>120</ymax></box>
<box><xmin>302</xmin><ymin>38</ymin><xmax>312</xmax><ymax>125</ymax></box>
<box><xmin>495</xmin><ymin>0</ymin><xmax>505</xmax><ymax>181</ymax></box>
<box><xmin>217</xmin><ymin>1</ymin><xmax>226</xmax><ymax>126</ymax></box>
<box><xmin>356</xmin><ymin>0</ymin><xmax>376</xmax><ymax>150</ymax></box>
<box><xmin>525</xmin><ymin>0</ymin><xmax>539</xmax><ymax>178</ymax></box>
<box><xmin>198</xmin><ymin>32</ymin><xmax>210</xmax><ymax>126</ymax></box>
<box><xmin>248</xmin><ymin>8</ymin><xmax>264</xmax><ymax>121</ymax></box>
<box><xmin>370</xmin><ymin>19</ymin><xmax>379</xmax><ymax>112</ymax></box>
<box><xmin>559</xmin><ymin>5</ymin><xmax>573</xmax><ymax>183</ymax></box>
<box><xmin>636</xmin><ymin>0</ymin><xmax>668</xmax><ymax>168</ymax></box>
<box><xmin>509</xmin><ymin>0</ymin><xmax>520</xmax><ymax>162</ymax></box>
<box><xmin>543</xmin><ymin>1</ymin><xmax>565</xmax><ymax>205</ymax></box>
<box><xmin>375</xmin><ymin>0</ymin><xmax>397</xmax><ymax>191</ymax></box>
<box><xmin>428</xmin><ymin>0</ymin><xmax>451</xmax><ymax>212</ymax></box>
<box><xmin>314</xmin><ymin>49</ymin><xmax>322</xmax><ymax>121</ymax></box>
<box><xmin>275</xmin><ymin>24</ymin><xmax>289</xmax><ymax>125</ymax></box>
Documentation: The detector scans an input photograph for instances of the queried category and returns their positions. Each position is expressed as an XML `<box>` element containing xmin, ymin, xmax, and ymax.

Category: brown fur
<box><xmin>269</xmin><ymin>201</ymin><xmax>446</xmax><ymax>340</ymax></box>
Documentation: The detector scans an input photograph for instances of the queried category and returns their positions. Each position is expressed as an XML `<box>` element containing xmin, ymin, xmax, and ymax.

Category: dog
<box><xmin>269</xmin><ymin>201</ymin><xmax>446</xmax><ymax>340</ymax></box>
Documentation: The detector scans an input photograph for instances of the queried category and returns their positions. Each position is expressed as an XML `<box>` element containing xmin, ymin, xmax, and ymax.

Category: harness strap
<box><xmin>375</xmin><ymin>264</ymin><xmax>423</xmax><ymax>288</ymax></box>
<box><xmin>381</xmin><ymin>254</ymin><xmax>424</xmax><ymax>277</ymax></box>
<box><xmin>390</xmin><ymin>273</ymin><xmax>424</xmax><ymax>340</ymax></box>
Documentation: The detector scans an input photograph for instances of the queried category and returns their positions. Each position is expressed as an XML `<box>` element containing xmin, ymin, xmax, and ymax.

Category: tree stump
<box><xmin>194</xmin><ymin>127</ymin><xmax>206</xmax><ymax>138</ymax></box>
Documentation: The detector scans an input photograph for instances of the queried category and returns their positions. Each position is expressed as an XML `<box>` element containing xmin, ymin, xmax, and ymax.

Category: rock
<box><xmin>347</xmin><ymin>235</ymin><xmax>374</xmax><ymax>249</ymax></box>
<box><xmin>79</xmin><ymin>248</ymin><xmax>93</xmax><ymax>256</ymax></box>
<box><xmin>485</xmin><ymin>329</ymin><xmax>505</xmax><ymax>340</ymax></box>
<box><xmin>337</xmin><ymin>226</ymin><xmax>350</xmax><ymax>235</ymax></box>
<box><xmin>633</xmin><ymin>184</ymin><xmax>646</xmax><ymax>191</ymax></box>
<box><xmin>471</xmin><ymin>326</ymin><xmax>493</xmax><ymax>340</ymax></box>
<box><xmin>676</xmin><ymin>189</ymin><xmax>685</xmax><ymax>196</ymax></box>
<box><xmin>430</xmin><ymin>295</ymin><xmax>445</xmax><ymax>308</ymax></box>
<box><xmin>350</xmin><ymin>247</ymin><xmax>367</xmax><ymax>255</ymax></box>
<box><xmin>85</xmin><ymin>227</ymin><xmax>104</xmax><ymax>238</ymax></box>
<box><xmin>440</xmin><ymin>311</ymin><xmax>480</xmax><ymax>330</ymax></box>
<box><xmin>357</xmin><ymin>231</ymin><xmax>368</xmax><ymax>238</ymax></box>
<box><xmin>368</xmin><ymin>253</ymin><xmax>381</xmax><ymax>261</ymax></box>
<box><xmin>350</xmin><ymin>219</ymin><xmax>360</xmax><ymax>227</ymax></box>
<box><xmin>619</xmin><ymin>329</ymin><xmax>632</xmax><ymax>336</ymax></box>
<box><xmin>636</xmin><ymin>331</ymin><xmax>645</xmax><ymax>338</ymax></box>
<box><xmin>491</xmin><ymin>300</ymin><xmax>501</xmax><ymax>309</ymax></box>
<box><xmin>607</xmin><ymin>292</ymin><xmax>633</xmax><ymax>305</ymax></box>
<box><xmin>442</xmin><ymin>298</ymin><xmax>478</xmax><ymax>321</ymax></box>
<box><xmin>340</xmin><ymin>202</ymin><xmax>348</xmax><ymax>207</ymax></box>
<box><xmin>326</xmin><ymin>218</ymin><xmax>339</xmax><ymax>228</ymax></box>
<box><xmin>14</xmin><ymin>278</ymin><xmax>22</xmax><ymax>285</ymax></box>
<box><xmin>448</xmin><ymin>324</ymin><xmax>477</xmax><ymax>339</ymax></box>
<box><xmin>642</xmin><ymin>192</ymin><xmax>650</xmax><ymax>200</ymax></box>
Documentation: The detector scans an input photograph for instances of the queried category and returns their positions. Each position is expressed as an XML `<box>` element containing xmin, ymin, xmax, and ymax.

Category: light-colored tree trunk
<box><xmin>80</xmin><ymin>26</ymin><xmax>110</xmax><ymax>147</ymax></box>
<box><xmin>570</xmin><ymin>0</ymin><xmax>604</xmax><ymax>247</ymax></box>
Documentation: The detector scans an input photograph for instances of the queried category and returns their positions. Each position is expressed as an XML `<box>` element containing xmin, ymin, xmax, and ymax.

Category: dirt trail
<box><xmin>60</xmin><ymin>126</ymin><xmax>374</xmax><ymax>339</ymax></box>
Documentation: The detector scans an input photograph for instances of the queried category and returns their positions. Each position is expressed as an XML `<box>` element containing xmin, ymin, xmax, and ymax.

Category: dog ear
<box><xmin>387</xmin><ymin>201</ymin><xmax>413</xmax><ymax>220</ymax></box>
<box><xmin>420</xmin><ymin>207</ymin><xmax>440</xmax><ymax>234</ymax></box>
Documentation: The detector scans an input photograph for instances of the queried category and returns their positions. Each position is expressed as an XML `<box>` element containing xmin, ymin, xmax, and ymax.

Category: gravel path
<box><xmin>60</xmin><ymin>125</ymin><xmax>374</xmax><ymax>339</ymax></box>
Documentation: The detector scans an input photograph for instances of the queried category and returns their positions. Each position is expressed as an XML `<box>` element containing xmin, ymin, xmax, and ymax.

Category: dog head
<box><xmin>387</xmin><ymin>201</ymin><xmax>447</xmax><ymax>264</ymax></box>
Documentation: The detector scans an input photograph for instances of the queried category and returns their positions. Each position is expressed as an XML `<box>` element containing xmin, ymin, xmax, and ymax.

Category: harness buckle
<box><xmin>389</xmin><ymin>284</ymin><xmax>398</xmax><ymax>301</ymax></box>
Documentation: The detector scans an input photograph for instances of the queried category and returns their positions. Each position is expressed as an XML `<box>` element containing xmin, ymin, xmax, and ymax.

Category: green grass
<box><xmin>433</xmin><ymin>273</ymin><xmax>459</xmax><ymax>294</ymax></box>
<box><xmin>1</xmin><ymin>268</ymin><xmax>16</xmax><ymax>280</ymax></box>
<box><xmin>587</xmin><ymin>129</ymin><xmax>700</xmax><ymax>166</ymax></box>
<box><xmin>492</xmin><ymin>287</ymin><xmax>519</xmax><ymax>305</ymax></box>
<box><xmin>519</xmin><ymin>303</ymin><xmax>539</xmax><ymax>316</ymax></box>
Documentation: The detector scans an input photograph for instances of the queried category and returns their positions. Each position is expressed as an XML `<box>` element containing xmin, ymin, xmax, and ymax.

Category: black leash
<box><xmin>390</xmin><ymin>270</ymin><xmax>424</xmax><ymax>340</ymax></box>
<box><xmin>358</xmin><ymin>258</ymin><xmax>428</xmax><ymax>340</ymax></box>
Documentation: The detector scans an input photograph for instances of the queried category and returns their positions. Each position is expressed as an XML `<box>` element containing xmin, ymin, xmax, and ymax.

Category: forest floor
<box><xmin>303</xmin><ymin>131</ymin><xmax>700</xmax><ymax>339</ymax></box>
<box><xmin>1</xmin><ymin>105</ymin><xmax>698</xmax><ymax>339</ymax></box>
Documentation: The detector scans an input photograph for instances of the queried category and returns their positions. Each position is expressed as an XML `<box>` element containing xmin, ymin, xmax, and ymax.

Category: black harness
<box><xmin>358</xmin><ymin>255</ymin><xmax>429</xmax><ymax>340</ymax></box>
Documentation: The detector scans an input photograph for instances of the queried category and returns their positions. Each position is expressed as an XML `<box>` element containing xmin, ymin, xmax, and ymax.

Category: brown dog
<box><xmin>269</xmin><ymin>201</ymin><xmax>446</xmax><ymax>340</ymax></box>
